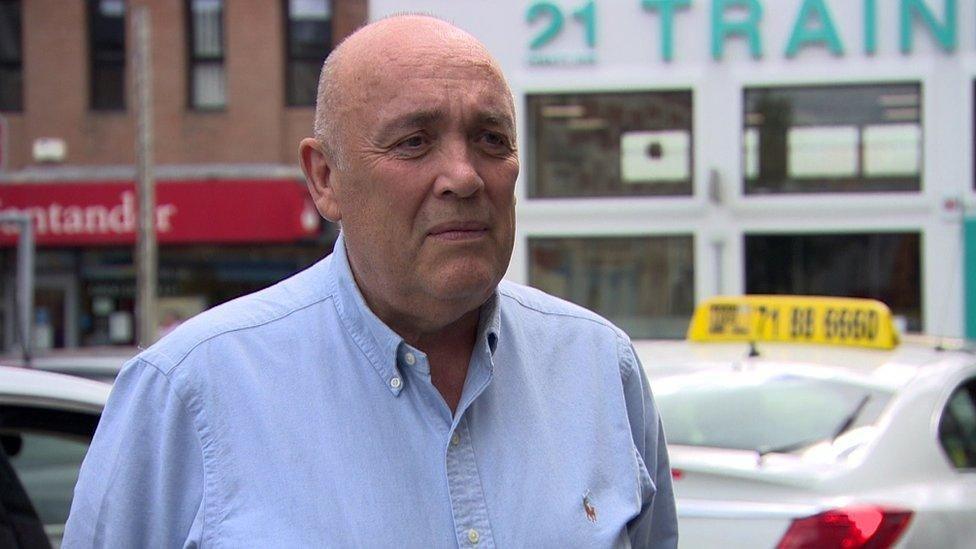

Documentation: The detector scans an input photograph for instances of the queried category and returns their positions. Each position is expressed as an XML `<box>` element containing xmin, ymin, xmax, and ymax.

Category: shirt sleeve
<box><xmin>62</xmin><ymin>358</ymin><xmax>205</xmax><ymax>548</ymax></box>
<box><xmin>620</xmin><ymin>341</ymin><xmax>679</xmax><ymax>548</ymax></box>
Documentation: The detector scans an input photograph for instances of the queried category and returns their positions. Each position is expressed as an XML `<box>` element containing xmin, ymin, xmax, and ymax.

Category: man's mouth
<box><xmin>427</xmin><ymin>221</ymin><xmax>490</xmax><ymax>241</ymax></box>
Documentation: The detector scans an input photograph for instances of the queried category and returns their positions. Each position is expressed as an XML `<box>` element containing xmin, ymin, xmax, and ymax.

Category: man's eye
<box><xmin>397</xmin><ymin>135</ymin><xmax>427</xmax><ymax>149</ymax></box>
<box><xmin>480</xmin><ymin>132</ymin><xmax>510</xmax><ymax>150</ymax></box>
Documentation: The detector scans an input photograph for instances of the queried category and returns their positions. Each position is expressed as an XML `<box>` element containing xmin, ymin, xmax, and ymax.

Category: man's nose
<box><xmin>433</xmin><ymin>140</ymin><xmax>484</xmax><ymax>199</ymax></box>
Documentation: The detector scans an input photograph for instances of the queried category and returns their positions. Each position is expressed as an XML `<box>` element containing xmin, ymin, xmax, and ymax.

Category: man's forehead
<box><xmin>348</xmin><ymin>50</ymin><xmax>513</xmax><ymax>125</ymax></box>
<box><xmin>350</xmin><ymin>40</ymin><xmax>504</xmax><ymax>88</ymax></box>
<box><xmin>324</xmin><ymin>16</ymin><xmax>515</xmax><ymax>138</ymax></box>
<box><xmin>372</xmin><ymin>104</ymin><xmax>515</xmax><ymax>139</ymax></box>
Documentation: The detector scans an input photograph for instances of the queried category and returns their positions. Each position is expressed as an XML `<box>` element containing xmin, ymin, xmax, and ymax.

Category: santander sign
<box><xmin>0</xmin><ymin>191</ymin><xmax>177</xmax><ymax>238</ymax></box>
<box><xmin>0</xmin><ymin>179</ymin><xmax>318</xmax><ymax>246</ymax></box>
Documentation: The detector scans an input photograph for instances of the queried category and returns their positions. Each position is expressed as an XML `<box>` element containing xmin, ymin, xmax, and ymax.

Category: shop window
<box><xmin>187</xmin><ymin>0</ymin><xmax>225</xmax><ymax>110</ymax></box>
<box><xmin>743</xmin><ymin>83</ymin><xmax>921</xmax><ymax>194</ymax></box>
<box><xmin>527</xmin><ymin>91</ymin><xmax>693</xmax><ymax>198</ymax></box>
<box><xmin>88</xmin><ymin>0</ymin><xmax>126</xmax><ymax>111</ymax></box>
<box><xmin>0</xmin><ymin>0</ymin><xmax>22</xmax><ymax>111</ymax></box>
<box><xmin>745</xmin><ymin>232</ymin><xmax>921</xmax><ymax>331</ymax></box>
<box><xmin>939</xmin><ymin>379</ymin><xmax>976</xmax><ymax>469</ymax></box>
<box><xmin>77</xmin><ymin>243</ymin><xmax>332</xmax><ymax>347</ymax></box>
<box><xmin>529</xmin><ymin>236</ymin><xmax>695</xmax><ymax>339</ymax></box>
<box><xmin>284</xmin><ymin>0</ymin><xmax>331</xmax><ymax>107</ymax></box>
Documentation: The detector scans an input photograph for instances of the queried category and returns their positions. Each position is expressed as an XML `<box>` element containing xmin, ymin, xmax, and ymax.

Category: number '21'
<box><xmin>527</xmin><ymin>1</ymin><xmax>596</xmax><ymax>51</ymax></box>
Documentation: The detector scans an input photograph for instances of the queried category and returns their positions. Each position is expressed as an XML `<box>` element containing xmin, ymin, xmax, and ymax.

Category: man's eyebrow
<box><xmin>373</xmin><ymin>111</ymin><xmax>443</xmax><ymax>143</ymax></box>
<box><xmin>476</xmin><ymin>111</ymin><xmax>516</xmax><ymax>135</ymax></box>
<box><xmin>372</xmin><ymin>109</ymin><xmax>516</xmax><ymax>143</ymax></box>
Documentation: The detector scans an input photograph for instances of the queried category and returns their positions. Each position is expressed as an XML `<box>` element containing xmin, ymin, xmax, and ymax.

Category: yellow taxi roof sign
<box><xmin>687</xmin><ymin>295</ymin><xmax>900</xmax><ymax>350</ymax></box>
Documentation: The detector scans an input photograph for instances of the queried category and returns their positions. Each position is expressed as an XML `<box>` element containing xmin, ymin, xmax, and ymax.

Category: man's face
<box><xmin>327</xmin><ymin>47</ymin><xmax>518</xmax><ymax>322</ymax></box>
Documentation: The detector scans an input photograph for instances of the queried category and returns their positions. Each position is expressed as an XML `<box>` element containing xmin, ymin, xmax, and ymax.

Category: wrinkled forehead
<box><xmin>373</xmin><ymin>54</ymin><xmax>503</xmax><ymax>91</ymax></box>
<box><xmin>372</xmin><ymin>57</ymin><xmax>508</xmax><ymax>103</ymax></box>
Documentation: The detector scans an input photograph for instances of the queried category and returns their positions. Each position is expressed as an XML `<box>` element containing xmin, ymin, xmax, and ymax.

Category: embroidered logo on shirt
<box><xmin>582</xmin><ymin>490</ymin><xmax>597</xmax><ymax>523</ymax></box>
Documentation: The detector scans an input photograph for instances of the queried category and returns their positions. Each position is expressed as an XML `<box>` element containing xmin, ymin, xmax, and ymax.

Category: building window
<box><xmin>528</xmin><ymin>91</ymin><xmax>693</xmax><ymax>198</ymax></box>
<box><xmin>284</xmin><ymin>0</ymin><xmax>331</xmax><ymax>107</ymax></box>
<box><xmin>529</xmin><ymin>236</ymin><xmax>695</xmax><ymax>339</ymax></box>
<box><xmin>745</xmin><ymin>232</ymin><xmax>921</xmax><ymax>331</ymax></box>
<box><xmin>0</xmin><ymin>0</ymin><xmax>22</xmax><ymax>111</ymax></box>
<box><xmin>744</xmin><ymin>83</ymin><xmax>921</xmax><ymax>194</ymax></box>
<box><xmin>88</xmin><ymin>0</ymin><xmax>126</xmax><ymax>111</ymax></box>
<box><xmin>187</xmin><ymin>0</ymin><xmax>225</xmax><ymax>109</ymax></box>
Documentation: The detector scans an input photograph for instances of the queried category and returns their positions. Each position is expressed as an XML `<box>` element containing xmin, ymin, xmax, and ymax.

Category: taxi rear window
<box><xmin>656</xmin><ymin>374</ymin><xmax>892</xmax><ymax>453</ymax></box>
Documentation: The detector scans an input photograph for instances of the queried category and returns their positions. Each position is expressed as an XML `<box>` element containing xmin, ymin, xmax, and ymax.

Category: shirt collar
<box><xmin>478</xmin><ymin>292</ymin><xmax>501</xmax><ymax>357</ymax></box>
<box><xmin>327</xmin><ymin>232</ymin><xmax>501</xmax><ymax>396</ymax></box>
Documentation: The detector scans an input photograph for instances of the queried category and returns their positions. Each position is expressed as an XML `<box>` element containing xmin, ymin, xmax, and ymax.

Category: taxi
<box><xmin>636</xmin><ymin>296</ymin><xmax>976</xmax><ymax>549</ymax></box>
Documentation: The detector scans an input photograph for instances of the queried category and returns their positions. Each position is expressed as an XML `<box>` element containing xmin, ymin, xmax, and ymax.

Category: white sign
<box><xmin>620</xmin><ymin>130</ymin><xmax>690</xmax><ymax>183</ymax></box>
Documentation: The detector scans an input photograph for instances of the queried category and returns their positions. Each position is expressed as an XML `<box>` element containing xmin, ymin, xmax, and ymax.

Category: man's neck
<box><xmin>411</xmin><ymin>308</ymin><xmax>480</xmax><ymax>414</ymax></box>
<box><xmin>345</xmin><ymin>254</ymin><xmax>486</xmax><ymax>413</ymax></box>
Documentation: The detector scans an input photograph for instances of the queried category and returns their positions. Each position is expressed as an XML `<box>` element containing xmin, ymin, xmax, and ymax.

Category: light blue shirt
<box><xmin>64</xmin><ymin>235</ymin><xmax>677</xmax><ymax>548</ymax></box>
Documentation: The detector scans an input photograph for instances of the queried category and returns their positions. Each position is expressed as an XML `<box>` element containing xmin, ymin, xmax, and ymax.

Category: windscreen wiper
<box><xmin>756</xmin><ymin>394</ymin><xmax>871</xmax><ymax>463</ymax></box>
<box><xmin>830</xmin><ymin>394</ymin><xmax>871</xmax><ymax>442</ymax></box>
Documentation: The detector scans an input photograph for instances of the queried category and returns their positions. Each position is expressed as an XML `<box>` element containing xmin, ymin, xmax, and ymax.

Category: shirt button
<box><xmin>451</xmin><ymin>432</ymin><xmax>461</xmax><ymax>446</ymax></box>
<box><xmin>390</xmin><ymin>377</ymin><xmax>402</xmax><ymax>389</ymax></box>
<box><xmin>404</xmin><ymin>352</ymin><xmax>416</xmax><ymax>366</ymax></box>
<box><xmin>467</xmin><ymin>529</ymin><xmax>479</xmax><ymax>544</ymax></box>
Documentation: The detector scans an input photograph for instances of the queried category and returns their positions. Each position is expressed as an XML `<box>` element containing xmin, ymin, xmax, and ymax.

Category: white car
<box><xmin>0</xmin><ymin>365</ymin><xmax>110</xmax><ymax>548</ymax></box>
<box><xmin>637</xmin><ymin>296</ymin><xmax>976</xmax><ymax>549</ymax></box>
<box><xmin>1</xmin><ymin>346</ymin><xmax>136</xmax><ymax>383</ymax></box>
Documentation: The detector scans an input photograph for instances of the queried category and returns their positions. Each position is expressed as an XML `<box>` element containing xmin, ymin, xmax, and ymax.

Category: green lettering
<box><xmin>527</xmin><ymin>2</ymin><xmax>564</xmax><ymax>51</ymax></box>
<box><xmin>573</xmin><ymin>1</ymin><xmax>597</xmax><ymax>48</ymax></box>
<box><xmin>642</xmin><ymin>0</ymin><xmax>692</xmax><ymax>62</ymax></box>
<box><xmin>785</xmin><ymin>0</ymin><xmax>844</xmax><ymax>57</ymax></box>
<box><xmin>900</xmin><ymin>0</ymin><xmax>957</xmax><ymax>54</ymax></box>
<box><xmin>711</xmin><ymin>0</ymin><xmax>763</xmax><ymax>60</ymax></box>
<box><xmin>864</xmin><ymin>0</ymin><xmax>877</xmax><ymax>54</ymax></box>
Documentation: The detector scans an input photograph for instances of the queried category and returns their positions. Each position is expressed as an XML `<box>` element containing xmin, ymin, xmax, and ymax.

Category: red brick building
<box><xmin>0</xmin><ymin>0</ymin><xmax>367</xmax><ymax>349</ymax></box>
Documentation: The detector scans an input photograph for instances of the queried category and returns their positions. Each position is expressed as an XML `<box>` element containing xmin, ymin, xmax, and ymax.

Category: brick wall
<box><xmin>1</xmin><ymin>0</ymin><xmax>366</xmax><ymax>171</ymax></box>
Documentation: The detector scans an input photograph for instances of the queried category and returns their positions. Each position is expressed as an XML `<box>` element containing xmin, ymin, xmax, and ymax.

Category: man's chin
<box><xmin>427</xmin><ymin>266</ymin><xmax>499</xmax><ymax>305</ymax></box>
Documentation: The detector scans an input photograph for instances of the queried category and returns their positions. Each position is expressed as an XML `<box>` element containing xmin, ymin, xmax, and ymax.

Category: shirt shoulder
<box><xmin>497</xmin><ymin>281</ymin><xmax>644</xmax><ymax>382</ymax></box>
<box><xmin>138</xmin><ymin>256</ymin><xmax>336</xmax><ymax>375</ymax></box>
<box><xmin>497</xmin><ymin>280</ymin><xmax>625</xmax><ymax>335</ymax></box>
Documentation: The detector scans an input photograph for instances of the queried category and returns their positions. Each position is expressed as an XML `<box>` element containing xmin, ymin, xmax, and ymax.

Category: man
<box><xmin>64</xmin><ymin>15</ymin><xmax>677</xmax><ymax>547</ymax></box>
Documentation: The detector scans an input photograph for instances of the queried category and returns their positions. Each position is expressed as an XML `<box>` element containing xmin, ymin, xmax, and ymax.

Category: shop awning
<box><xmin>0</xmin><ymin>179</ymin><xmax>321</xmax><ymax>246</ymax></box>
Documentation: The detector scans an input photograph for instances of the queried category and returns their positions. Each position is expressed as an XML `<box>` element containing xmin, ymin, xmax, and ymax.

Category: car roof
<box><xmin>0</xmin><ymin>346</ymin><xmax>136</xmax><ymax>382</ymax></box>
<box><xmin>634</xmin><ymin>335</ymin><xmax>976</xmax><ymax>392</ymax></box>
<box><xmin>0</xmin><ymin>365</ymin><xmax>111</xmax><ymax>414</ymax></box>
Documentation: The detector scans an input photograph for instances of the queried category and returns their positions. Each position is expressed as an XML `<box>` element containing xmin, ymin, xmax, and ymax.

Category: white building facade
<box><xmin>372</xmin><ymin>0</ymin><xmax>976</xmax><ymax>339</ymax></box>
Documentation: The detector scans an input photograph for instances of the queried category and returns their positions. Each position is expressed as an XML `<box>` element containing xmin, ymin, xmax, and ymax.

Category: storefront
<box><xmin>0</xmin><ymin>178</ymin><xmax>332</xmax><ymax>350</ymax></box>
<box><xmin>372</xmin><ymin>0</ymin><xmax>974</xmax><ymax>338</ymax></box>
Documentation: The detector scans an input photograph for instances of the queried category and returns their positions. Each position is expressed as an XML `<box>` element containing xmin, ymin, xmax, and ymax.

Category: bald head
<box><xmin>312</xmin><ymin>15</ymin><xmax>514</xmax><ymax>166</ymax></box>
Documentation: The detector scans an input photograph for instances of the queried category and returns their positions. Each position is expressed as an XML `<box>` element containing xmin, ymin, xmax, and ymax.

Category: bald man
<box><xmin>64</xmin><ymin>16</ymin><xmax>677</xmax><ymax>548</ymax></box>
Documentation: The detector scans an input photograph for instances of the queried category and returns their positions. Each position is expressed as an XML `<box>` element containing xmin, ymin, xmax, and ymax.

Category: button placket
<box><xmin>445</xmin><ymin>417</ymin><xmax>495</xmax><ymax>548</ymax></box>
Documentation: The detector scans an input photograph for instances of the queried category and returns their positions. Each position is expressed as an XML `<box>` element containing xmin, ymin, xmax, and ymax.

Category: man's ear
<box><xmin>299</xmin><ymin>138</ymin><xmax>342</xmax><ymax>222</ymax></box>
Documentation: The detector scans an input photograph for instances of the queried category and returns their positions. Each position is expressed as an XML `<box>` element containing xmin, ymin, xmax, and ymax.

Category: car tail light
<box><xmin>670</xmin><ymin>468</ymin><xmax>684</xmax><ymax>481</ymax></box>
<box><xmin>776</xmin><ymin>505</ymin><xmax>913</xmax><ymax>549</ymax></box>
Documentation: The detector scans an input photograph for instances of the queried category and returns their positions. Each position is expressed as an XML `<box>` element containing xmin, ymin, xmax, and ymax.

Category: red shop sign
<box><xmin>0</xmin><ymin>179</ymin><xmax>321</xmax><ymax>246</ymax></box>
